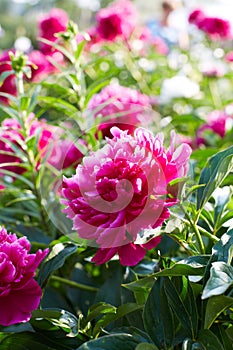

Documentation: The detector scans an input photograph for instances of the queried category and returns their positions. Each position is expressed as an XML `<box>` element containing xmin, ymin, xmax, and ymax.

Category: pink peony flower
<box><xmin>196</xmin><ymin>109</ymin><xmax>233</xmax><ymax>146</ymax></box>
<box><xmin>38</xmin><ymin>8</ymin><xmax>69</xmax><ymax>54</ymax></box>
<box><xmin>188</xmin><ymin>9</ymin><xmax>205</xmax><ymax>25</ymax></box>
<box><xmin>87</xmin><ymin>84</ymin><xmax>152</xmax><ymax>138</ymax></box>
<box><xmin>225</xmin><ymin>51</ymin><xmax>233</xmax><ymax>63</ymax></box>
<box><xmin>0</xmin><ymin>226</ymin><xmax>48</xmax><ymax>326</ymax></box>
<box><xmin>0</xmin><ymin>50</ymin><xmax>17</xmax><ymax>104</ymax></box>
<box><xmin>197</xmin><ymin>16</ymin><xmax>232</xmax><ymax>40</ymax></box>
<box><xmin>27</xmin><ymin>50</ymin><xmax>56</xmax><ymax>82</ymax></box>
<box><xmin>48</xmin><ymin>139</ymin><xmax>86</xmax><ymax>170</ymax></box>
<box><xmin>0</xmin><ymin>116</ymin><xmax>84</xmax><ymax>178</ymax></box>
<box><xmin>151</xmin><ymin>37</ymin><xmax>169</xmax><ymax>55</ymax></box>
<box><xmin>95</xmin><ymin>0</ymin><xmax>137</xmax><ymax>41</ymax></box>
<box><xmin>189</xmin><ymin>9</ymin><xmax>232</xmax><ymax>40</ymax></box>
<box><xmin>62</xmin><ymin>127</ymin><xmax>191</xmax><ymax>266</ymax></box>
<box><xmin>0</xmin><ymin>118</ymin><xmax>25</xmax><ymax>176</ymax></box>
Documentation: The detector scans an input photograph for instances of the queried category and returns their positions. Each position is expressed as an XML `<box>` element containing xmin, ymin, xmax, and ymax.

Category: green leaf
<box><xmin>212</xmin><ymin>230</ymin><xmax>233</xmax><ymax>265</ymax></box>
<box><xmin>197</xmin><ymin>330</ymin><xmax>224</xmax><ymax>350</ymax></box>
<box><xmin>0</xmin><ymin>70</ymin><xmax>13</xmax><ymax>85</ymax></box>
<box><xmin>37</xmin><ymin>96</ymin><xmax>78</xmax><ymax>116</ymax></box>
<box><xmin>213</xmin><ymin>187</ymin><xmax>231</xmax><ymax>228</ymax></box>
<box><xmin>202</xmin><ymin>262</ymin><xmax>233</xmax><ymax>299</ymax></box>
<box><xmin>204</xmin><ymin>295</ymin><xmax>233</xmax><ymax>329</ymax></box>
<box><xmin>77</xmin><ymin>333</ymin><xmax>142</xmax><ymax>350</ymax></box>
<box><xmin>164</xmin><ymin>277</ymin><xmax>196</xmax><ymax>339</ymax></box>
<box><xmin>154</xmin><ymin>256</ymin><xmax>209</xmax><ymax>277</ymax></box>
<box><xmin>37</xmin><ymin>242</ymin><xmax>78</xmax><ymax>287</ymax></box>
<box><xmin>122</xmin><ymin>275</ymin><xmax>156</xmax><ymax>293</ymax></box>
<box><xmin>92</xmin><ymin>303</ymin><xmax>143</xmax><ymax>337</ymax></box>
<box><xmin>123</xmin><ymin>255</ymin><xmax>209</xmax><ymax>293</ymax></box>
<box><xmin>135</xmin><ymin>344</ymin><xmax>159</xmax><ymax>350</ymax></box>
<box><xmin>85</xmin><ymin>303</ymin><xmax>117</xmax><ymax>324</ymax></box>
<box><xmin>196</xmin><ymin>146</ymin><xmax>233</xmax><ymax>211</ymax></box>
<box><xmin>0</xmin><ymin>332</ymin><xmax>57</xmax><ymax>350</ymax></box>
<box><xmin>143</xmin><ymin>279</ymin><xmax>174</xmax><ymax>348</ymax></box>
<box><xmin>31</xmin><ymin>308</ymin><xmax>79</xmax><ymax>336</ymax></box>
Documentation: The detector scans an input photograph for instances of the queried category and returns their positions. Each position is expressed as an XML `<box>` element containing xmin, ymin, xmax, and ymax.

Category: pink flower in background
<box><xmin>188</xmin><ymin>9</ymin><xmax>205</xmax><ymax>25</ymax></box>
<box><xmin>151</xmin><ymin>37</ymin><xmax>169</xmax><ymax>55</ymax></box>
<box><xmin>0</xmin><ymin>226</ymin><xmax>48</xmax><ymax>326</ymax></box>
<box><xmin>225</xmin><ymin>51</ymin><xmax>233</xmax><ymax>63</ymax></box>
<box><xmin>62</xmin><ymin>127</ymin><xmax>191</xmax><ymax>266</ymax></box>
<box><xmin>188</xmin><ymin>9</ymin><xmax>232</xmax><ymax>40</ymax></box>
<box><xmin>96</xmin><ymin>0</ymin><xmax>137</xmax><ymax>41</ymax></box>
<box><xmin>0</xmin><ymin>116</ymin><xmax>84</xmax><ymax>178</ymax></box>
<box><xmin>27</xmin><ymin>50</ymin><xmax>56</xmax><ymax>82</ymax></box>
<box><xmin>198</xmin><ymin>17</ymin><xmax>231</xmax><ymax>40</ymax></box>
<box><xmin>87</xmin><ymin>84</ymin><xmax>152</xmax><ymax>138</ymax></box>
<box><xmin>48</xmin><ymin>139</ymin><xmax>85</xmax><ymax>170</ymax></box>
<box><xmin>38</xmin><ymin>8</ymin><xmax>69</xmax><ymax>54</ymax></box>
<box><xmin>0</xmin><ymin>50</ymin><xmax>17</xmax><ymax>104</ymax></box>
<box><xmin>0</xmin><ymin>118</ymin><xmax>25</xmax><ymax>176</ymax></box>
<box><xmin>196</xmin><ymin>109</ymin><xmax>233</xmax><ymax>146</ymax></box>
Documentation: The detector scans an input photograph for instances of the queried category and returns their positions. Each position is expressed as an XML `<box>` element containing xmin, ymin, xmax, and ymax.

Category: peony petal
<box><xmin>0</xmin><ymin>278</ymin><xmax>42</xmax><ymax>326</ymax></box>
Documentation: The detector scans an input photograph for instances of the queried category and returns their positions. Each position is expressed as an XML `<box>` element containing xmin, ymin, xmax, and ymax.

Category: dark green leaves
<box><xmin>143</xmin><ymin>277</ymin><xmax>198</xmax><ymax>348</ymax></box>
<box><xmin>77</xmin><ymin>333</ymin><xmax>142</xmax><ymax>350</ymax></box>
<box><xmin>197</xmin><ymin>146</ymin><xmax>233</xmax><ymax>210</ymax></box>
<box><xmin>202</xmin><ymin>262</ymin><xmax>233</xmax><ymax>299</ymax></box>
<box><xmin>204</xmin><ymin>295</ymin><xmax>233</xmax><ymax>329</ymax></box>
<box><xmin>37</xmin><ymin>242</ymin><xmax>78</xmax><ymax>287</ymax></box>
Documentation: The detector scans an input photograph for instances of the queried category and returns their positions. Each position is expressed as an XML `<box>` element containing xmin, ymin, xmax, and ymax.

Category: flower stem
<box><xmin>178</xmin><ymin>203</ymin><xmax>205</xmax><ymax>254</ymax></box>
<box><xmin>50</xmin><ymin>275</ymin><xmax>99</xmax><ymax>292</ymax></box>
<box><xmin>16</xmin><ymin>71</ymin><xmax>24</xmax><ymax>97</ymax></box>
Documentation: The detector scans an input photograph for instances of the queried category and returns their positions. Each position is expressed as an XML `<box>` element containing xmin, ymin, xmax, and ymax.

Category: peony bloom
<box><xmin>48</xmin><ymin>139</ymin><xmax>85</xmax><ymax>170</ymax></box>
<box><xmin>0</xmin><ymin>50</ymin><xmax>17</xmax><ymax>104</ymax></box>
<box><xmin>95</xmin><ymin>0</ymin><xmax>137</xmax><ymax>41</ymax></box>
<box><xmin>225</xmin><ymin>51</ymin><xmax>233</xmax><ymax>63</ymax></box>
<box><xmin>0</xmin><ymin>226</ymin><xmax>48</xmax><ymax>326</ymax></box>
<box><xmin>188</xmin><ymin>9</ymin><xmax>205</xmax><ymax>25</ymax></box>
<box><xmin>196</xmin><ymin>109</ymin><xmax>233</xmax><ymax>146</ymax></box>
<box><xmin>62</xmin><ymin>127</ymin><xmax>191</xmax><ymax>266</ymax></box>
<box><xmin>197</xmin><ymin>16</ymin><xmax>231</xmax><ymax>40</ymax></box>
<box><xmin>27</xmin><ymin>50</ymin><xmax>56</xmax><ymax>82</ymax></box>
<box><xmin>0</xmin><ymin>116</ymin><xmax>84</xmax><ymax>178</ymax></box>
<box><xmin>87</xmin><ymin>84</ymin><xmax>152</xmax><ymax>138</ymax></box>
<box><xmin>0</xmin><ymin>118</ymin><xmax>25</xmax><ymax>176</ymax></box>
<box><xmin>38</xmin><ymin>8</ymin><xmax>69</xmax><ymax>54</ymax></box>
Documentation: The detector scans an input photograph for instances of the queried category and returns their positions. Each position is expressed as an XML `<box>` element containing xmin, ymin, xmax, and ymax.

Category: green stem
<box><xmin>197</xmin><ymin>226</ymin><xmax>219</xmax><ymax>243</ymax></box>
<box><xmin>209</xmin><ymin>79</ymin><xmax>222</xmax><ymax>109</ymax></box>
<box><xmin>50</xmin><ymin>275</ymin><xmax>99</xmax><ymax>292</ymax></box>
<box><xmin>178</xmin><ymin>204</ymin><xmax>205</xmax><ymax>254</ymax></box>
<box><xmin>16</xmin><ymin>71</ymin><xmax>24</xmax><ymax>97</ymax></box>
<box><xmin>171</xmin><ymin>212</ymin><xmax>219</xmax><ymax>244</ymax></box>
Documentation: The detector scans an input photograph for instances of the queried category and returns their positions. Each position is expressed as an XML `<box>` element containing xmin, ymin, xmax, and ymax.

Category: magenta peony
<box><xmin>0</xmin><ymin>226</ymin><xmax>48</xmax><ymax>326</ymax></box>
<box><xmin>27</xmin><ymin>50</ymin><xmax>56</xmax><ymax>82</ymax></box>
<box><xmin>196</xmin><ymin>109</ymin><xmax>233</xmax><ymax>146</ymax></box>
<box><xmin>38</xmin><ymin>8</ymin><xmax>69</xmax><ymax>54</ymax></box>
<box><xmin>62</xmin><ymin>127</ymin><xmax>191</xmax><ymax>266</ymax></box>
<box><xmin>0</xmin><ymin>50</ymin><xmax>17</xmax><ymax>104</ymax></box>
<box><xmin>95</xmin><ymin>0</ymin><xmax>137</xmax><ymax>41</ymax></box>
<box><xmin>188</xmin><ymin>9</ymin><xmax>205</xmax><ymax>25</ymax></box>
<box><xmin>0</xmin><ymin>118</ymin><xmax>25</xmax><ymax>175</ymax></box>
<box><xmin>87</xmin><ymin>84</ymin><xmax>152</xmax><ymax>138</ymax></box>
<box><xmin>198</xmin><ymin>16</ymin><xmax>231</xmax><ymax>40</ymax></box>
<box><xmin>225</xmin><ymin>51</ymin><xmax>233</xmax><ymax>63</ymax></box>
<box><xmin>0</xmin><ymin>116</ymin><xmax>84</xmax><ymax>178</ymax></box>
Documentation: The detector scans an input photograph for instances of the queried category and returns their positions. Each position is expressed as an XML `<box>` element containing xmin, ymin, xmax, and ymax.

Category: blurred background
<box><xmin>0</xmin><ymin>0</ymin><xmax>233</xmax><ymax>51</ymax></box>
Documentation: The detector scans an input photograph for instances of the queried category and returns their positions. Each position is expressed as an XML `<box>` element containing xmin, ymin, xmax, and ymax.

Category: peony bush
<box><xmin>0</xmin><ymin>1</ymin><xmax>232</xmax><ymax>349</ymax></box>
